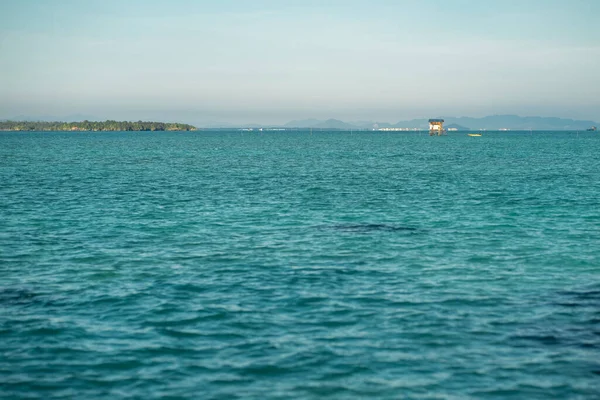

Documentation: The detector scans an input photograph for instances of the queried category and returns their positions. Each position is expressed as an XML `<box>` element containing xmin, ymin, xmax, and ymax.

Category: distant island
<box><xmin>0</xmin><ymin>120</ymin><xmax>197</xmax><ymax>132</ymax></box>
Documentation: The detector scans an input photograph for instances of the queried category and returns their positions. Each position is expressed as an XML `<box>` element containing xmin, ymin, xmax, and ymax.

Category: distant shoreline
<box><xmin>0</xmin><ymin>120</ymin><xmax>197</xmax><ymax>132</ymax></box>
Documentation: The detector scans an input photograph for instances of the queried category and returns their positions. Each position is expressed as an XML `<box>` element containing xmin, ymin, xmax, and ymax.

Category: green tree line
<box><xmin>0</xmin><ymin>120</ymin><xmax>197</xmax><ymax>131</ymax></box>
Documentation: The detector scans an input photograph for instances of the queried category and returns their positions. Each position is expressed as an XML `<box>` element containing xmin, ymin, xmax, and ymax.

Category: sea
<box><xmin>1</xmin><ymin>130</ymin><xmax>599</xmax><ymax>399</ymax></box>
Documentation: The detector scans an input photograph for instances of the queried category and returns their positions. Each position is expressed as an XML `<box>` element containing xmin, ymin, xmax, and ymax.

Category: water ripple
<box><xmin>1</xmin><ymin>131</ymin><xmax>599</xmax><ymax>398</ymax></box>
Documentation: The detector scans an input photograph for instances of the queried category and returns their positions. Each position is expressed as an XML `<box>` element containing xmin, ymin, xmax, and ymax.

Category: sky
<box><xmin>1</xmin><ymin>0</ymin><xmax>599</xmax><ymax>125</ymax></box>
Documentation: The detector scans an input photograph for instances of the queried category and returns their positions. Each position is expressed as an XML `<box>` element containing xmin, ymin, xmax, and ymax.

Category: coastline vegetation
<box><xmin>0</xmin><ymin>120</ymin><xmax>197</xmax><ymax>131</ymax></box>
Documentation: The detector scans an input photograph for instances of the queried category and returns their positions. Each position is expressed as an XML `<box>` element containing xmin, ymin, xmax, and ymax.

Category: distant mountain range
<box><xmin>3</xmin><ymin>114</ymin><xmax>597</xmax><ymax>131</ymax></box>
<box><xmin>283</xmin><ymin>115</ymin><xmax>599</xmax><ymax>131</ymax></box>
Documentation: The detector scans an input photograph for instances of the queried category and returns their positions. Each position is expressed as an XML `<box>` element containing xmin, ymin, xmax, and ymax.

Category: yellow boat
<box><xmin>468</xmin><ymin>133</ymin><xmax>482</xmax><ymax>137</ymax></box>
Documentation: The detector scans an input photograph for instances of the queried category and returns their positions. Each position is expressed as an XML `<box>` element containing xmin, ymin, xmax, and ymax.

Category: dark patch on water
<box><xmin>556</xmin><ymin>286</ymin><xmax>600</xmax><ymax>308</ymax></box>
<box><xmin>511</xmin><ymin>329</ymin><xmax>600</xmax><ymax>351</ymax></box>
<box><xmin>510</xmin><ymin>286</ymin><xmax>600</xmax><ymax>354</ymax></box>
<box><xmin>511</xmin><ymin>333</ymin><xmax>562</xmax><ymax>346</ymax></box>
<box><xmin>568</xmin><ymin>290</ymin><xmax>600</xmax><ymax>301</ymax></box>
<box><xmin>0</xmin><ymin>287</ymin><xmax>58</xmax><ymax>308</ymax></box>
<box><xmin>326</xmin><ymin>223</ymin><xmax>418</xmax><ymax>233</ymax></box>
<box><xmin>0</xmin><ymin>288</ymin><xmax>38</xmax><ymax>305</ymax></box>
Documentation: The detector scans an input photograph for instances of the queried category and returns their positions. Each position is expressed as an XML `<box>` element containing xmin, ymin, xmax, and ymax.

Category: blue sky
<box><xmin>1</xmin><ymin>0</ymin><xmax>599</xmax><ymax>124</ymax></box>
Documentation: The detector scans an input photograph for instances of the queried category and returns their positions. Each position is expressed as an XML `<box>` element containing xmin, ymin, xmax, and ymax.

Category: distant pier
<box><xmin>428</xmin><ymin>119</ymin><xmax>445</xmax><ymax>136</ymax></box>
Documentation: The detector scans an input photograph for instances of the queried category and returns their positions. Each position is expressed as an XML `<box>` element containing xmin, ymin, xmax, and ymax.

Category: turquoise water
<box><xmin>1</xmin><ymin>130</ymin><xmax>599</xmax><ymax>399</ymax></box>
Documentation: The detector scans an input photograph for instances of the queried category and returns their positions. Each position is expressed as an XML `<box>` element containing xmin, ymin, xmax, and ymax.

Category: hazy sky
<box><xmin>1</xmin><ymin>0</ymin><xmax>599</xmax><ymax>125</ymax></box>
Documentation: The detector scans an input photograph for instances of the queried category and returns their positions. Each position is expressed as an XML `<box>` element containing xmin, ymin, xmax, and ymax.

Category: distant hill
<box><xmin>283</xmin><ymin>115</ymin><xmax>598</xmax><ymax>130</ymax></box>
<box><xmin>284</xmin><ymin>118</ymin><xmax>323</xmax><ymax>128</ymax></box>
<box><xmin>313</xmin><ymin>119</ymin><xmax>358</xmax><ymax>129</ymax></box>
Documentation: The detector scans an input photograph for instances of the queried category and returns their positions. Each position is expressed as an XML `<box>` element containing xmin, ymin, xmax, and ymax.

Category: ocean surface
<box><xmin>1</xmin><ymin>130</ymin><xmax>599</xmax><ymax>399</ymax></box>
